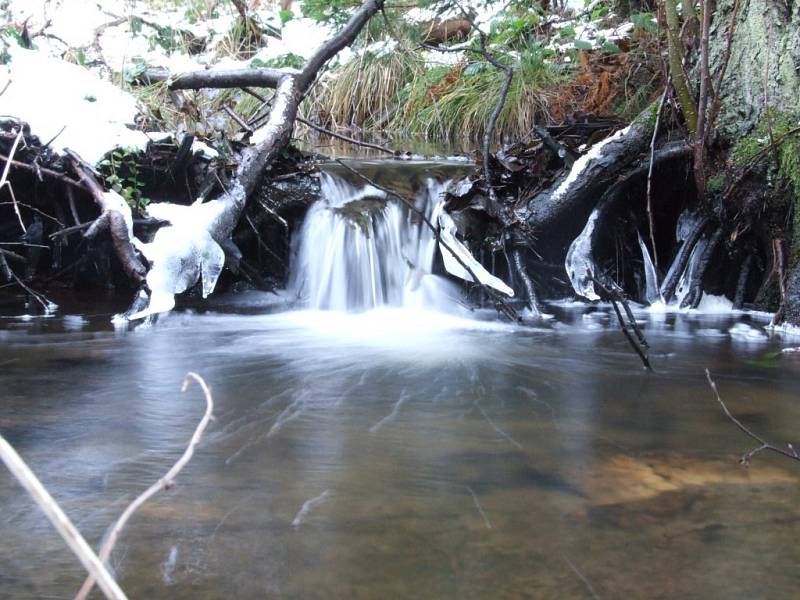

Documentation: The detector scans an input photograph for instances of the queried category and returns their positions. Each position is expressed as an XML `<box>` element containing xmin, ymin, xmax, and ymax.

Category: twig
<box><xmin>296</xmin><ymin>115</ymin><xmax>397</xmax><ymax>155</ymax></box>
<box><xmin>335</xmin><ymin>159</ymin><xmax>518</xmax><ymax>321</ymax></box>
<box><xmin>0</xmin><ymin>200</ymin><xmax>63</xmax><ymax>225</ymax></box>
<box><xmin>222</xmin><ymin>104</ymin><xmax>253</xmax><ymax>132</ymax></box>
<box><xmin>563</xmin><ymin>555</ymin><xmax>602</xmax><ymax>600</ymax></box>
<box><xmin>0</xmin><ymin>152</ymin><xmax>85</xmax><ymax>190</ymax></box>
<box><xmin>0</xmin><ymin>128</ymin><xmax>28</xmax><ymax>233</ymax></box>
<box><xmin>646</xmin><ymin>83</ymin><xmax>669</xmax><ymax>278</ymax></box>
<box><xmin>591</xmin><ymin>273</ymin><xmax>652</xmax><ymax>370</ymax></box>
<box><xmin>0</xmin><ymin>436</ymin><xmax>127</xmax><ymax>600</ymax></box>
<box><xmin>706</xmin><ymin>369</ymin><xmax>800</xmax><ymax>465</ymax></box>
<box><xmin>75</xmin><ymin>372</ymin><xmax>214</xmax><ymax>600</ymax></box>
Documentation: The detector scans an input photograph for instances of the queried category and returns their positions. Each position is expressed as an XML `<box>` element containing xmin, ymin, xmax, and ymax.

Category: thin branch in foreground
<box><xmin>75</xmin><ymin>372</ymin><xmax>214</xmax><ymax>600</ymax></box>
<box><xmin>646</xmin><ymin>82</ymin><xmax>669</xmax><ymax>278</ymax></box>
<box><xmin>705</xmin><ymin>369</ymin><xmax>800</xmax><ymax>465</ymax></box>
<box><xmin>0</xmin><ymin>438</ymin><xmax>127</xmax><ymax>600</ymax></box>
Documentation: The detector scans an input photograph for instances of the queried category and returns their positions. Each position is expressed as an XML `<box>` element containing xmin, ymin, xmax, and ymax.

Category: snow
<box><xmin>1</xmin><ymin>45</ymin><xmax>150</xmax><ymax>164</ymax></box>
<box><xmin>552</xmin><ymin>126</ymin><xmax>629</xmax><ymax>202</ymax></box>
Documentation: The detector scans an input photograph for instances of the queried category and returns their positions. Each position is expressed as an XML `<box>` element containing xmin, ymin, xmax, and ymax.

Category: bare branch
<box><xmin>75</xmin><ymin>372</ymin><xmax>214</xmax><ymax>600</ymax></box>
<box><xmin>145</xmin><ymin>67</ymin><xmax>292</xmax><ymax>90</ymax></box>
<box><xmin>297</xmin><ymin>116</ymin><xmax>397</xmax><ymax>155</ymax></box>
<box><xmin>591</xmin><ymin>274</ymin><xmax>652</xmax><ymax>370</ymax></box>
<box><xmin>706</xmin><ymin>369</ymin><xmax>800</xmax><ymax>465</ymax></box>
<box><xmin>646</xmin><ymin>83</ymin><xmax>669</xmax><ymax>278</ymax></box>
<box><xmin>66</xmin><ymin>150</ymin><xmax>146</xmax><ymax>283</ymax></box>
<box><xmin>0</xmin><ymin>436</ymin><xmax>127</xmax><ymax>600</ymax></box>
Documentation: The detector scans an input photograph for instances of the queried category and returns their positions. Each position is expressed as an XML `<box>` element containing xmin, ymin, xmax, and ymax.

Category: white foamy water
<box><xmin>290</xmin><ymin>173</ymin><xmax>462</xmax><ymax>313</ymax></box>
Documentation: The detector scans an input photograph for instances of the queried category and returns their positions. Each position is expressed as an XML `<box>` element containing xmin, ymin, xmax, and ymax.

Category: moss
<box><xmin>730</xmin><ymin>110</ymin><xmax>800</xmax><ymax>187</ymax></box>
<box><xmin>632</xmin><ymin>100</ymin><xmax>660</xmax><ymax>129</ymax></box>
<box><xmin>706</xmin><ymin>174</ymin><xmax>725</xmax><ymax>193</ymax></box>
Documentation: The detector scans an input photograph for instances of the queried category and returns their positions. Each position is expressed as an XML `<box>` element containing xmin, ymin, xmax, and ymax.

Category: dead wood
<box><xmin>65</xmin><ymin>150</ymin><xmax>146</xmax><ymax>283</ymax></box>
<box><xmin>420</xmin><ymin>18</ymin><xmax>471</xmax><ymax>45</ymax></box>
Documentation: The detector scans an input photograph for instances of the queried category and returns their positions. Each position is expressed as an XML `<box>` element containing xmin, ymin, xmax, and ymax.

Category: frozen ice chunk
<box><xmin>438</xmin><ymin>211</ymin><xmax>514</xmax><ymax>297</ymax></box>
<box><xmin>565</xmin><ymin>209</ymin><xmax>600</xmax><ymax>300</ymax></box>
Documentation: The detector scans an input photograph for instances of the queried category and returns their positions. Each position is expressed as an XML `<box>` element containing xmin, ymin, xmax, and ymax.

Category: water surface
<box><xmin>1</xmin><ymin>302</ymin><xmax>799</xmax><ymax>599</ymax></box>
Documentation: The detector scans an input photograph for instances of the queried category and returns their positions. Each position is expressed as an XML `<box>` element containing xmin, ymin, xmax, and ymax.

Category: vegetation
<box><xmin>303</xmin><ymin>0</ymin><xmax>661</xmax><ymax>142</ymax></box>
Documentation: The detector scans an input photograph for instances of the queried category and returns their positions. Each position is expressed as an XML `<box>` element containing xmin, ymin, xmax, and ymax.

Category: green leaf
<box><xmin>631</xmin><ymin>13</ymin><xmax>657</xmax><ymax>33</ymax></box>
<box><xmin>279</xmin><ymin>9</ymin><xmax>294</xmax><ymax>25</ymax></box>
<box><xmin>602</xmin><ymin>41</ymin><xmax>621</xmax><ymax>54</ymax></box>
<box><xmin>573</xmin><ymin>40</ymin><xmax>593</xmax><ymax>51</ymax></box>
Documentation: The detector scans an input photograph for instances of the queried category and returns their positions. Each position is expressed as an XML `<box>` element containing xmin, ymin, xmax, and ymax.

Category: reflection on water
<box><xmin>1</xmin><ymin>300</ymin><xmax>800</xmax><ymax>599</ymax></box>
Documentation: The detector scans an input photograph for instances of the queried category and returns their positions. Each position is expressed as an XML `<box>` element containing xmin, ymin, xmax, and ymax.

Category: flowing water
<box><xmin>1</xmin><ymin>163</ymin><xmax>800</xmax><ymax>599</ymax></box>
<box><xmin>289</xmin><ymin>173</ymin><xmax>460</xmax><ymax>313</ymax></box>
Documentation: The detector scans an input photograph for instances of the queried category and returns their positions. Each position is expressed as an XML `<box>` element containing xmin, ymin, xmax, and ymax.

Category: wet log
<box><xmin>523</xmin><ymin>115</ymin><xmax>657</xmax><ymax>237</ymax></box>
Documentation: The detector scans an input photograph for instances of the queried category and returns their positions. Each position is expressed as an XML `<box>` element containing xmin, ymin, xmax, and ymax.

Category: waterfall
<box><xmin>290</xmin><ymin>172</ymin><xmax>462</xmax><ymax>312</ymax></box>
<box><xmin>637</xmin><ymin>232</ymin><xmax>661</xmax><ymax>304</ymax></box>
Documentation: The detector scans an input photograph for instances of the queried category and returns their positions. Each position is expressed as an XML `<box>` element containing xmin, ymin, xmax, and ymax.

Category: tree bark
<box><xmin>523</xmin><ymin>114</ymin><xmax>655</xmax><ymax>239</ymax></box>
<box><xmin>141</xmin><ymin>67</ymin><xmax>291</xmax><ymax>90</ymax></box>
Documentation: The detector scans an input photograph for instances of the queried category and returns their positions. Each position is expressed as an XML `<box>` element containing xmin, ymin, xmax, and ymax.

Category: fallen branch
<box><xmin>65</xmin><ymin>149</ymin><xmax>146</xmax><ymax>283</ymax></box>
<box><xmin>0</xmin><ymin>128</ymin><xmax>27</xmax><ymax>233</ymax></box>
<box><xmin>0</xmin><ymin>437</ymin><xmax>127</xmax><ymax>600</ymax></box>
<box><xmin>592</xmin><ymin>274</ymin><xmax>652</xmax><ymax>370</ymax></box>
<box><xmin>706</xmin><ymin>369</ymin><xmax>800</xmax><ymax>465</ymax></box>
<box><xmin>141</xmin><ymin>66</ymin><xmax>292</xmax><ymax>90</ymax></box>
<box><xmin>75</xmin><ymin>372</ymin><xmax>214</xmax><ymax>600</ymax></box>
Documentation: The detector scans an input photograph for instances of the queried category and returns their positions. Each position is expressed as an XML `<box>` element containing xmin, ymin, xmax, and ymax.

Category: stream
<box><xmin>1</xmin><ymin>160</ymin><xmax>800</xmax><ymax>599</ymax></box>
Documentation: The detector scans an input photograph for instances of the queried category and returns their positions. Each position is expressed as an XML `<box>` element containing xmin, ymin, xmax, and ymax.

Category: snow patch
<box><xmin>552</xmin><ymin>126</ymin><xmax>630</xmax><ymax>202</ymax></box>
<box><xmin>1</xmin><ymin>46</ymin><xmax>148</xmax><ymax>164</ymax></box>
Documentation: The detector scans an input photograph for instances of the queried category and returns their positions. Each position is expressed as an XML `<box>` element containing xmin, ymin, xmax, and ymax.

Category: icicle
<box><xmin>674</xmin><ymin>237</ymin><xmax>708</xmax><ymax>307</ymax></box>
<box><xmin>437</xmin><ymin>211</ymin><xmax>514</xmax><ymax>297</ymax></box>
<box><xmin>565</xmin><ymin>209</ymin><xmax>600</xmax><ymax>301</ymax></box>
<box><xmin>637</xmin><ymin>232</ymin><xmax>661</xmax><ymax>305</ymax></box>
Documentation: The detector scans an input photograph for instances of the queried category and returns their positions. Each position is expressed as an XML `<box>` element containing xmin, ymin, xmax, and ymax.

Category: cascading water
<box><xmin>290</xmin><ymin>172</ymin><xmax>462</xmax><ymax>312</ymax></box>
